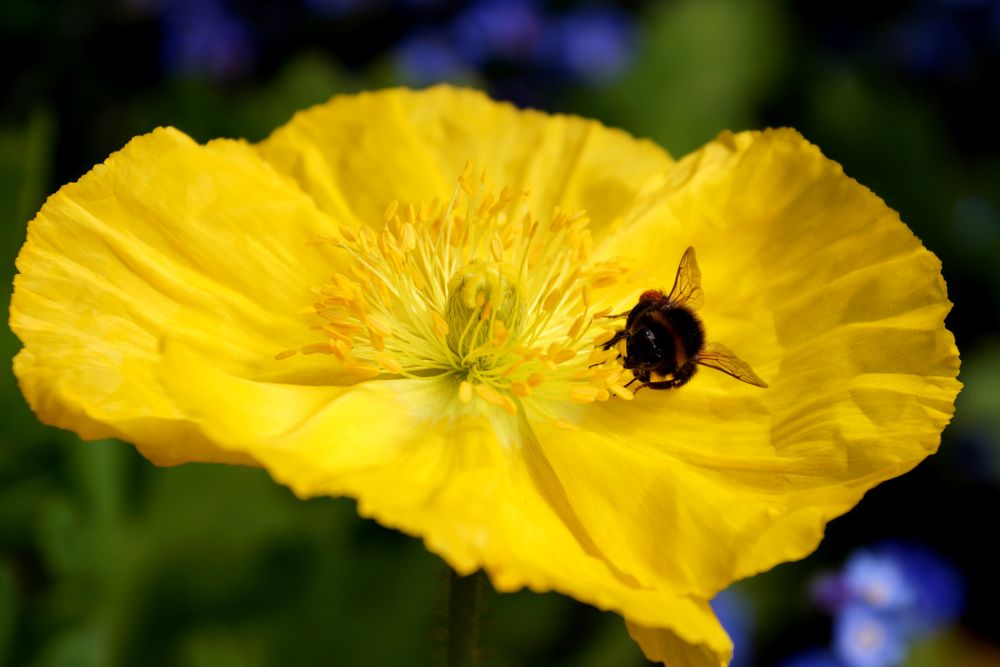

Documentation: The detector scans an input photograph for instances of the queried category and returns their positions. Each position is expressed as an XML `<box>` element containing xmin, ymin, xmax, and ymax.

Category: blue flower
<box><xmin>833</xmin><ymin>603</ymin><xmax>908</xmax><ymax>667</ymax></box>
<box><xmin>451</xmin><ymin>0</ymin><xmax>546</xmax><ymax>65</ymax></box>
<box><xmin>710</xmin><ymin>587</ymin><xmax>755</xmax><ymax>667</ymax></box>
<box><xmin>160</xmin><ymin>0</ymin><xmax>256</xmax><ymax>80</ymax></box>
<box><xmin>878</xmin><ymin>542</ymin><xmax>964</xmax><ymax>632</ymax></box>
<box><xmin>545</xmin><ymin>7</ymin><xmax>635</xmax><ymax>83</ymax></box>
<box><xmin>394</xmin><ymin>30</ymin><xmax>472</xmax><ymax>85</ymax></box>
<box><xmin>801</xmin><ymin>542</ymin><xmax>963</xmax><ymax>667</ymax></box>
<box><xmin>842</xmin><ymin>550</ymin><xmax>915</xmax><ymax>611</ymax></box>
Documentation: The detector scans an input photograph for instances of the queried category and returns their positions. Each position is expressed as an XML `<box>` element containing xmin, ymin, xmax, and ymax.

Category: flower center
<box><xmin>444</xmin><ymin>259</ymin><xmax>524</xmax><ymax>363</ymax></box>
<box><xmin>282</xmin><ymin>163</ymin><xmax>636</xmax><ymax>415</ymax></box>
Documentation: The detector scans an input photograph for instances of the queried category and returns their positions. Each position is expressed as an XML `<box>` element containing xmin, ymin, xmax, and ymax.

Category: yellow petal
<box><xmin>155</xmin><ymin>341</ymin><xmax>730</xmax><ymax>666</ymax></box>
<box><xmin>257</xmin><ymin>86</ymin><xmax>673</xmax><ymax>235</ymax></box>
<box><xmin>578</xmin><ymin>128</ymin><xmax>961</xmax><ymax>597</ymax></box>
<box><xmin>11</xmin><ymin>127</ymin><xmax>346</xmax><ymax>464</ymax></box>
<box><xmin>629</xmin><ymin>620</ymin><xmax>730</xmax><ymax>667</ymax></box>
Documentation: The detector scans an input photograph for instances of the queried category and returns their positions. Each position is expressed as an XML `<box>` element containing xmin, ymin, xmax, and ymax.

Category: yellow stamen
<box><xmin>609</xmin><ymin>385</ymin><xmax>634</xmax><ymax>400</ymax></box>
<box><xmin>346</xmin><ymin>364</ymin><xmax>380</xmax><ymax>379</ymax></box>
<box><xmin>570</xmin><ymin>387</ymin><xmax>601</xmax><ymax>403</ymax></box>
<box><xmin>552</xmin><ymin>348</ymin><xmax>576</xmax><ymax>364</ymax></box>
<box><xmin>374</xmin><ymin>351</ymin><xmax>403</xmax><ymax>374</ymax></box>
<box><xmin>592</xmin><ymin>330</ymin><xmax>616</xmax><ymax>347</ymax></box>
<box><xmin>552</xmin><ymin>419</ymin><xmax>579</xmax><ymax>431</ymax></box>
<box><xmin>284</xmin><ymin>163</ymin><xmax>636</xmax><ymax>411</ymax></box>
<box><xmin>384</xmin><ymin>199</ymin><xmax>399</xmax><ymax>223</ymax></box>
<box><xmin>567</xmin><ymin>315</ymin><xmax>585</xmax><ymax>340</ymax></box>
<box><xmin>339</xmin><ymin>225</ymin><xmax>357</xmax><ymax>242</ymax></box>
<box><xmin>432</xmin><ymin>312</ymin><xmax>450</xmax><ymax>338</ymax></box>
<box><xmin>510</xmin><ymin>381</ymin><xmax>532</xmax><ymax>397</ymax></box>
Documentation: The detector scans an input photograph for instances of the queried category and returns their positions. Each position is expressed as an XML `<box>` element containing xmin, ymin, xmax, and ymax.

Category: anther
<box><xmin>570</xmin><ymin>387</ymin><xmax>601</xmax><ymax>403</ymax></box>
<box><xmin>384</xmin><ymin>199</ymin><xmax>399</xmax><ymax>222</ymax></box>
<box><xmin>609</xmin><ymin>385</ymin><xmax>634</xmax><ymax>400</ymax></box>
<box><xmin>432</xmin><ymin>312</ymin><xmax>449</xmax><ymax>338</ymax></box>
<box><xmin>510</xmin><ymin>381</ymin><xmax>532</xmax><ymax>397</ymax></box>
<box><xmin>375</xmin><ymin>352</ymin><xmax>403</xmax><ymax>374</ymax></box>
<box><xmin>592</xmin><ymin>330</ymin><xmax>616</xmax><ymax>347</ymax></box>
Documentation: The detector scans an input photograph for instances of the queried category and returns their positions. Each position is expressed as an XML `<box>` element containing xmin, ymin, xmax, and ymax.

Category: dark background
<box><xmin>2</xmin><ymin>1</ymin><xmax>998</xmax><ymax>665</ymax></box>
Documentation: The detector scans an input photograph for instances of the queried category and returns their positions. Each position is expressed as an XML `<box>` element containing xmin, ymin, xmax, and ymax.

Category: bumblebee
<box><xmin>602</xmin><ymin>247</ymin><xmax>768</xmax><ymax>391</ymax></box>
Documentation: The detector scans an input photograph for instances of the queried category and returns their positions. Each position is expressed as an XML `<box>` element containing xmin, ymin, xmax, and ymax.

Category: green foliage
<box><xmin>572</xmin><ymin>0</ymin><xmax>789</xmax><ymax>156</ymax></box>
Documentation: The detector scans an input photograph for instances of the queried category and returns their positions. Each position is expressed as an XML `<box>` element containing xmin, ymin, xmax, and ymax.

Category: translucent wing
<box><xmin>666</xmin><ymin>246</ymin><xmax>704</xmax><ymax>310</ymax></box>
<box><xmin>696</xmin><ymin>342</ymin><xmax>768</xmax><ymax>388</ymax></box>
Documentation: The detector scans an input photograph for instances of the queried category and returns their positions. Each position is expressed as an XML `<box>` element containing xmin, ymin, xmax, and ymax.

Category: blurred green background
<box><xmin>2</xmin><ymin>1</ymin><xmax>999</xmax><ymax>665</ymax></box>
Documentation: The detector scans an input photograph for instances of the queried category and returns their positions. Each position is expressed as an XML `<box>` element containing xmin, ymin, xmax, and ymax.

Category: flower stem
<box><xmin>445</xmin><ymin>570</ymin><xmax>482</xmax><ymax>667</ymax></box>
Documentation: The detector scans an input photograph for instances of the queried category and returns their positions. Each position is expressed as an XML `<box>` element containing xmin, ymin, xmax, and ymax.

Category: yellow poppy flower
<box><xmin>10</xmin><ymin>86</ymin><xmax>960</xmax><ymax>666</ymax></box>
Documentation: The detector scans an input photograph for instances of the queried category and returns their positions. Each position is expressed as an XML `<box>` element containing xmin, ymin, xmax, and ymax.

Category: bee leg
<box><xmin>589</xmin><ymin>349</ymin><xmax>624</xmax><ymax>369</ymax></box>
<box><xmin>608</xmin><ymin>376</ymin><xmax>642</xmax><ymax>399</ymax></box>
<box><xmin>599</xmin><ymin>329</ymin><xmax>628</xmax><ymax>351</ymax></box>
<box><xmin>622</xmin><ymin>374</ymin><xmax>653</xmax><ymax>396</ymax></box>
<box><xmin>591</xmin><ymin>348</ymin><xmax>623</xmax><ymax>369</ymax></box>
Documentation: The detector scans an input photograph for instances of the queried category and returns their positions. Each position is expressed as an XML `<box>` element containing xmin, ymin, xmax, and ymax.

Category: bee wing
<box><xmin>667</xmin><ymin>246</ymin><xmax>704</xmax><ymax>310</ymax></box>
<box><xmin>696</xmin><ymin>342</ymin><xmax>768</xmax><ymax>388</ymax></box>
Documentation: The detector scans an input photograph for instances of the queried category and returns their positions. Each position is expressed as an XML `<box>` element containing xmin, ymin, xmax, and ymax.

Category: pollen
<box><xmin>290</xmin><ymin>165</ymin><xmax>633</xmax><ymax>413</ymax></box>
